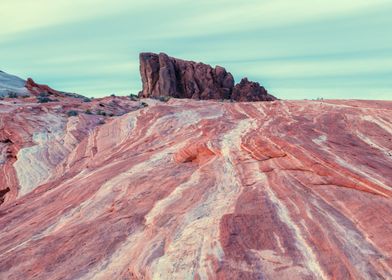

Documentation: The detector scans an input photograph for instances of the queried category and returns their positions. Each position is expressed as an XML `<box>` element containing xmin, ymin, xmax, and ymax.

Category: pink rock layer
<box><xmin>0</xmin><ymin>99</ymin><xmax>391</xmax><ymax>279</ymax></box>
<box><xmin>0</xmin><ymin>95</ymin><xmax>144</xmax><ymax>204</ymax></box>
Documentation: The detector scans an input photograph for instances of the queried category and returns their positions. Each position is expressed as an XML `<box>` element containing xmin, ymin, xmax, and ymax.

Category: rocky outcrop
<box><xmin>232</xmin><ymin>77</ymin><xmax>276</xmax><ymax>101</ymax></box>
<box><xmin>138</xmin><ymin>52</ymin><xmax>276</xmax><ymax>101</ymax></box>
<box><xmin>25</xmin><ymin>78</ymin><xmax>61</xmax><ymax>96</ymax></box>
<box><xmin>139</xmin><ymin>52</ymin><xmax>234</xmax><ymax>100</ymax></box>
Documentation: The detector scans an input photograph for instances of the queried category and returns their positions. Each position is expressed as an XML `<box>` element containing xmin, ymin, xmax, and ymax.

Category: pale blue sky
<box><xmin>1</xmin><ymin>0</ymin><xmax>391</xmax><ymax>99</ymax></box>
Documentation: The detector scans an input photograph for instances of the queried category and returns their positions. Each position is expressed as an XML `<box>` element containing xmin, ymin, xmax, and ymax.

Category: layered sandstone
<box><xmin>138</xmin><ymin>52</ymin><xmax>276</xmax><ymax>101</ymax></box>
<box><xmin>0</xmin><ymin>93</ymin><xmax>147</xmax><ymax>205</ymax></box>
<box><xmin>0</xmin><ymin>98</ymin><xmax>391</xmax><ymax>279</ymax></box>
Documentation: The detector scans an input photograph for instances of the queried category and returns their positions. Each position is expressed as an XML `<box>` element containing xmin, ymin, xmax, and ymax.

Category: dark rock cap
<box><xmin>138</xmin><ymin>52</ymin><xmax>276</xmax><ymax>102</ymax></box>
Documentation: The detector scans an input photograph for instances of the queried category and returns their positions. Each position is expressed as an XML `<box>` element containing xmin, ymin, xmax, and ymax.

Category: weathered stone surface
<box><xmin>0</xmin><ymin>77</ymin><xmax>146</xmax><ymax>205</ymax></box>
<box><xmin>1</xmin><ymin>97</ymin><xmax>392</xmax><ymax>279</ymax></box>
<box><xmin>139</xmin><ymin>52</ymin><xmax>235</xmax><ymax>100</ymax></box>
<box><xmin>139</xmin><ymin>52</ymin><xmax>275</xmax><ymax>101</ymax></box>
<box><xmin>0</xmin><ymin>70</ymin><xmax>30</xmax><ymax>97</ymax></box>
<box><xmin>232</xmin><ymin>77</ymin><xmax>276</xmax><ymax>101</ymax></box>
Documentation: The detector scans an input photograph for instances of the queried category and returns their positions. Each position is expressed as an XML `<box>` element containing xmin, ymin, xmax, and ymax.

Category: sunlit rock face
<box><xmin>0</xmin><ymin>98</ymin><xmax>391</xmax><ymax>279</ymax></box>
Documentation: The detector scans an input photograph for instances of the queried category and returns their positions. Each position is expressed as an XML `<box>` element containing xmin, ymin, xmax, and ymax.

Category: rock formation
<box><xmin>1</xmin><ymin>92</ymin><xmax>392</xmax><ymax>279</ymax></box>
<box><xmin>25</xmin><ymin>77</ymin><xmax>61</xmax><ymax>96</ymax></box>
<box><xmin>232</xmin><ymin>77</ymin><xmax>276</xmax><ymax>101</ymax></box>
<box><xmin>139</xmin><ymin>52</ymin><xmax>277</xmax><ymax>101</ymax></box>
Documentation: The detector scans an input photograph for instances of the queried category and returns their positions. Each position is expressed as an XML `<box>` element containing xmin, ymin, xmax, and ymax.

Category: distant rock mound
<box><xmin>0</xmin><ymin>71</ymin><xmax>77</xmax><ymax>98</ymax></box>
<box><xmin>25</xmin><ymin>78</ymin><xmax>61</xmax><ymax>96</ymax></box>
<box><xmin>138</xmin><ymin>52</ymin><xmax>276</xmax><ymax>102</ymax></box>
<box><xmin>25</xmin><ymin>78</ymin><xmax>86</xmax><ymax>99</ymax></box>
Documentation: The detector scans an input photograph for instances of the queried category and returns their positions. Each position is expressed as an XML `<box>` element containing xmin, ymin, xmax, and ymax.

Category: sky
<box><xmin>0</xmin><ymin>0</ymin><xmax>391</xmax><ymax>99</ymax></box>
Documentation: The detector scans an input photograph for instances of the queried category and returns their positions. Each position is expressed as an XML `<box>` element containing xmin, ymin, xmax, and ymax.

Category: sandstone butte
<box><xmin>0</xmin><ymin>56</ymin><xmax>391</xmax><ymax>280</ymax></box>
<box><xmin>138</xmin><ymin>52</ymin><xmax>276</xmax><ymax>102</ymax></box>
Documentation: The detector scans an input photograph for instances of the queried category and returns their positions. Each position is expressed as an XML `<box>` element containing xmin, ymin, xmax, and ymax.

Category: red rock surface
<box><xmin>0</xmin><ymin>99</ymin><xmax>392</xmax><ymax>279</ymax></box>
<box><xmin>0</xmin><ymin>95</ymin><xmax>145</xmax><ymax>205</ymax></box>
<box><xmin>25</xmin><ymin>78</ymin><xmax>62</xmax><ymax>96</ymax></box>
<box><xmin>139</xmin><ymin>52</ymin><xmax>276</xmax><ymax>102</ymax></box>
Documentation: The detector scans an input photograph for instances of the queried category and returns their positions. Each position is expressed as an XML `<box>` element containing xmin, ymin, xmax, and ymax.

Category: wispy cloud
<box><xmin>0</xmin><ymin>0</ymin><xmax>139</xmax><ymax>38</ymax></box>
<box><xmin>157</xmin><ymin>0</ymin><xmax>391</xmax><ymax>38</ymax></box>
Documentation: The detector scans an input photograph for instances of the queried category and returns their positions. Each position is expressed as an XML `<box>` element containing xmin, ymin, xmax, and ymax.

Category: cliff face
<box><xmin>1</xmin><ymin>96</ymin><xmax>392</xmax><ymax>279</ymax></box>
<box><xmin>138</xmin><ymin>52</ymin><xmax>277</xmax><ymax>101</ymax></box>
<box><xmin>139</xmin><ymin>52</ymin><xmax>235</xmax><ymax>99</ymax></box>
